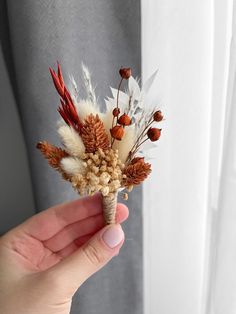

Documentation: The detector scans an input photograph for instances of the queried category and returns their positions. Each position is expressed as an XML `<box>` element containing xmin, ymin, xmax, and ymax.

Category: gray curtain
<box><xmin>0</xmin><ymin>1</ymin><xmax>142</xmax><ymax>313</ymax></box>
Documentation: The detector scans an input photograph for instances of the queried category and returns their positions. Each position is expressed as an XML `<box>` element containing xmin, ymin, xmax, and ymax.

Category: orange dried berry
<box><xmin>153</xmin><ymin>110</ymin><xmax>163</xmax><ymax>122</ymax></box>
<box><xmin>119</xmin><ymin>67</ymin><xmax>132</xmax><ymax>80</ymax></box>
<box><xmin>118</xmin><ymin>113</ymin><xmax>131</xmax><ymax>126</ymax></box>
<box><xmin>113</xmin><ymin>108</ymin><xmax>120</xmax><ymax>117</ymax></box>
<box><xmin>147</xmin><ymin>128</ymin><xmax>162</xmax><ymax>141</ymax></box>
<box><xmin>110</xmin><ymin>125</ymin><xmax>124</xmax><ymax>140</ymax></box>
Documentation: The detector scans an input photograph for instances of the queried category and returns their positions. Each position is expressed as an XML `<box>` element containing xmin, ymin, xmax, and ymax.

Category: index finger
<box><xmin>18</xmin><ymin>193</ymin><xmax>104</xmax><ymax>241</ymax></box>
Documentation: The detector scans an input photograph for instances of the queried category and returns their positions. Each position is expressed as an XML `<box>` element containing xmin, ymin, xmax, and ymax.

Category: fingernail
<box><xmin>102</xmin><ymin>225</ymin><xmax>124</xmax><ymax>248</ymax></box>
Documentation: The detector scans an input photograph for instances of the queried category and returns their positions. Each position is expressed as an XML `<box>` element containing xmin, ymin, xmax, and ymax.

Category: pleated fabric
<box><xmin>0</xmin><ymin>1</ymin><xmax>143</xmax><ymax>313</ymax></box>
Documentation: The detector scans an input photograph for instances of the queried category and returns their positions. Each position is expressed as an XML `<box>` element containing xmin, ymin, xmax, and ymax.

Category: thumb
<box><xmin>45</xmin><ymin>224</ymin><xmax>124</xmax><ymax>294</ymax></box>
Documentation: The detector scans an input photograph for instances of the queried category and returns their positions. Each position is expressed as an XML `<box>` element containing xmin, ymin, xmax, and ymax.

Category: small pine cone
<box><xmin>122</xmin><ymin>160</ymin><xmax>152</xmax><ymax>186</ymax></box>
<box><xmin>36</xmin><ymin>141</ymin><xmax>68</xmax><ymax>170</ymax></box>
<box><xmin>81</xmin><ymin>114</ymin><xmax>110</xmax><ymax>153</ymax></box>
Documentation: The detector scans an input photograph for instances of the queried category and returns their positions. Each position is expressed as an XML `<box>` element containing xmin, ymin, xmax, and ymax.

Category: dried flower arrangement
<box><xmin>37</xmin><ymin>62</ymin><xmax>163</xmax><ymax>224</ymax></box>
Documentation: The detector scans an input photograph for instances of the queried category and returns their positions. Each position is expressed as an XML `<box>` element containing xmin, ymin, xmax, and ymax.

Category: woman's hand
<box><xmin>0</xmin><ymin>194</ymin><xmax>128</xmax><ymax>314</ymax></box>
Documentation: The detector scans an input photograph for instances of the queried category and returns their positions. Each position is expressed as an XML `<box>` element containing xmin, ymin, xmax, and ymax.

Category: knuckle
<box><xmin>82</xmin><ymin>243</ymin><xmax>105</xmax><ymax>266</ymax></box>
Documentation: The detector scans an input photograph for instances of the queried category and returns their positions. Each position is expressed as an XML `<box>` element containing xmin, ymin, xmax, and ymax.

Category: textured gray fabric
<box><xmin>0</xmin><ymin>46</ymin><xmax>35</xmax><ymax>233</ymax></box>
<box><xmin>2</xmin><ymin>1</ymin><xmax>142</xmax><ymax>313</ymax></box>
<box><xmin>0</xmin><ymin>0</ymin><xmax>35</xmax><ymax>234</ymax></box>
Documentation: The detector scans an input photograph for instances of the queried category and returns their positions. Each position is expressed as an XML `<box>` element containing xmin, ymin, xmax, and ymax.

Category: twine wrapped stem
<box><xmin>102</xmin><ymin>191</ymin><xmax>118</xmax><ymax>224</ymax></box>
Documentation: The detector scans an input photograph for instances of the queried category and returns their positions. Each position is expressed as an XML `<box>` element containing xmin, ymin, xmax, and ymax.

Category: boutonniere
<box><xmin>37</xmin><ymin>62</ymin><xmax>163</xmax><ymax>224</ymax></box>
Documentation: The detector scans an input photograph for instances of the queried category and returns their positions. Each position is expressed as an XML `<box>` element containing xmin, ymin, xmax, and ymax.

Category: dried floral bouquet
<box><xmin>37</xmin><ymin>63</ymin><xmax>163</xmax><ymax>224</ymax></box>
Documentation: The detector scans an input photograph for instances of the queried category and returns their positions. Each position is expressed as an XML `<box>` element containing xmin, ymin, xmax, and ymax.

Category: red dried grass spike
<box><xmin>50</xmin><ymin>62</ymin><xmax>83</xmax><ymax>133</ymax></box>
<box><xmin>57</xmin><ymin>61</ymin><xmax>64</xmax><ymax>88</ymax></box>
<box><xmin>49</xmin><ymin>67</ymin><xmax>64</xmax><ymax>98</ymax></box>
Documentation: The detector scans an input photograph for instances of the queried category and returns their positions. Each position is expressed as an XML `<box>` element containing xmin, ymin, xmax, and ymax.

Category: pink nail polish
<box><xmin>102</xmin><ymin>225</ymin><xmax>124</xmax><ymax>248</ymax></box>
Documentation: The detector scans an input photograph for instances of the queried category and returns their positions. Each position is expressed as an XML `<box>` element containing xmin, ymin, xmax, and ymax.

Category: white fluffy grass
<box><xmin>60</xmin><ymin>157</ymin><xmax>86</xmax><ymax>176</ymax></box>
<box><xmin>58</xmin><ymin>125</ymin><xmax>85</xmax><ymax>157</ymax></box>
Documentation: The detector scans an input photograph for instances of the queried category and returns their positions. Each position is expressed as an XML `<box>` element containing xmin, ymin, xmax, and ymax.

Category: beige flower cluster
<box><xmin>70</xmin><ymin>148</ymin><xmax>126</xmax><ymax>197</ymax></box>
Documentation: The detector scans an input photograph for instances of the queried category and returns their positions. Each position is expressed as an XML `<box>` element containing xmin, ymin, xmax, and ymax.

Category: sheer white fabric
<box><xmin>207</xmin><ymin>1</ymin><xmax>236</xmax><ymax>313</ymax></box>
<box><xmin>142</xmin><ymin>0</ymin><xmax>235</xmax><ymax>313</ymax></box>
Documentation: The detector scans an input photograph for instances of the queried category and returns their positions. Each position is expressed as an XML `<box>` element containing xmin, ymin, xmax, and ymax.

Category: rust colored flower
<box><xmin>81</xmin><ymin>114</ymin><xmax>110</xmax><ymax>153</ymax></box>
<box><xmin>119</xmin><ymin>67</ymin><xmax>132</xmax><ymax>80</ymax></box>
<box><xmin>36</xmin><ymin>141</ymin><xmax>68</xmax><ymax>170</ymax></box>
<box><xmin>131</xmin><ymin>157</ymin><xmax>144</xmax><ymax>164</ymax></box>
<box><xmin>147</xmin><ymin>127</ymin><xmax>162</xmax><ymax>141</ymax></box>
<box><xmin>123</xmin><ymin>159</ymin><xmax>151</xmax><ymax>186</ymax></box>
<box><xmin>118</xmin><ymin>113</ymin><xmax>131</xmax><ymax>126</ymax></box>
<box><xmin>153</xmin><ymin>110</ymin><xmax>163</xmax><ymax>122</ymax></box>
<box><xmin>110</xmin><ymin>125</ymin><xmax>124</xmax><ymax>141</ymax></box>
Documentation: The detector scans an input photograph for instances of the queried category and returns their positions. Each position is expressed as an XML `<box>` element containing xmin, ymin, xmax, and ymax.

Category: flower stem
<box><xmin>111</xmin><ymin>77</ymin><xmax>124</xmax><ymax>148</ymax></box>
<box><xmin>126</xmin><ymin>118</ymin><xmax>154</xmax><ymax>162</ymax></box>
<box><xmin>129</xmin><ymin>137</ymin><xmax>149</xmax><ymax>160</ymax></box>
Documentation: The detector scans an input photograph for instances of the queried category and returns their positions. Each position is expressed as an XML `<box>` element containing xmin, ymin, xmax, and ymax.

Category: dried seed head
<box><xmin>119</xmin><ymin>67</ymin><xmax>132</xmax><ymax>80</ymax></box>
<box><xmin>131</xmin><ymin>157</ymin><xmax>144</xmax><ymax>165</ymax></box>
<box><xmin>153</xmin><ymin>110</ymin><xmax>163</xmax><ymax>122</ymax></box>
<box><xmin>122</xmin><ymin>159</ymin><xmax>151</xmax><ymax>186</ymax></box>
<box><xmin>110</xmin><ymin>125</ymin><xmax>124</xmax><ymax>141</ymax></box>
<box><xmin>81</xmin><ymin>114</ymin><xmax>110</xmax><ymax>153</ymax></box>
<box><xmin>113</xmin><ymin>108</ymin><xmax>120</xmax><ymax>117</ymax></box>
<box><xmin>147</xmin><ymin>128</ymin><xmax>162</xmax><ymax>142</ymax></box>
<box><xmin>118</xmin><ymin>113</ymin><xmax>131</xmax><ymax>126</ymax></box>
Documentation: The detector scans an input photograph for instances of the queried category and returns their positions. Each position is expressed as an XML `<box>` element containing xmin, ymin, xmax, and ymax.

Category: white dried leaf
<box><xmin>128</xmin><ymin>76</ymin><xmax>141</xmax><ymax>100</ymax></box>
<box><xmin>140</xmin><ymin>140</ymin><xmax>158</xmax><ymax>152</ymax></box>
<box><xmin>58</xmin><ymin>125</ymin><xmax>85</xmax><ymax>157</ymax></box>
<box><xmin>61</xmin><ymin>157</ymin><xmax>86</xmax><ymax>176</ymax></box>
<box><xmin>142</xmin><ymin>70</ymin><xmax>158</xmax><ymax>94</ymax></box>
<box><xmin>110</xmin><ymin>88</ymin><xmax>130</xmax><ymax>107</ymax></box>
<box><xmin>81</xmin><ymin>63</ymin><xmax>97</xmax><ymax>105</ymax></box>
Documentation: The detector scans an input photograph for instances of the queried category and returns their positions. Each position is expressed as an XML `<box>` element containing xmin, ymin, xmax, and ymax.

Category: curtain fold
<box><xmin>3</xmin><ymin>1</ymin><xmax>143</xmax><ymax>313</ymax></box>
<box><xmin>207</xmin><ymin>1</ymin><xmax>236</xmax><ymax>313</ymax></box>
<box><xmin>142</xmin><ymin>1</ymin><xmax>214</xmax><ymax>313</ymax></box>
<box><xmin>2</xmin><ymin>1</ymin><xmax>236</xmax><ymax>313</ymax></box>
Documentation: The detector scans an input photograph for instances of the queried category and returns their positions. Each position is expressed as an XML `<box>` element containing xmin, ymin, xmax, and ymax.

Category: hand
<box><xmin>0</xmin><ymin>194</ymin><xmax>128</xmax><ymax>314</ymax></box>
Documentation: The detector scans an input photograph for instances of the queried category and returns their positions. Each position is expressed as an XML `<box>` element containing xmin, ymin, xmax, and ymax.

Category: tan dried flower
<box><xmin>73</xmin><ymin>148</ymin><xmax>124</xmax><ymax>197</ymax></box>
<box><xmin>81</xmin><ymin>114</ymin><xmax>110</xmax><ymax>153</ymax></box>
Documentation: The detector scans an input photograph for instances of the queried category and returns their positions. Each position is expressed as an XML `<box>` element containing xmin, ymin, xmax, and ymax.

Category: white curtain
<box><xmin>207</xmin><ymin>1</ymin><xmax>236</xmax><ymax>313</ymax></box>
<box><xmin>142</xmin><ymin>0</ymin><xmax>235</xmax><ymax>313</ymax></box>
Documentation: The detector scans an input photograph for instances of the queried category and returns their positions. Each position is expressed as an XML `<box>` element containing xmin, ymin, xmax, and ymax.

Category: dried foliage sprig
<box><xmin>37</xmin><ymin>62</ymin><xmax>164</xmax><ymax>224</ymax></box>
<box><xmin>36</xmin><ymin>141</ymin><xmax>68</xmax><ymax>170</ymax></box>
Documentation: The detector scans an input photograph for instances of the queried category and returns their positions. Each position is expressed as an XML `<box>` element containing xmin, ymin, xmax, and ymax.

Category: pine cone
<box><xmin>81</xmin><ymin>114</ymin><xmax>110</xmax><ymax>153</ymax></box>
<box><xmin>122</xmin><ymin>159</ymin><xmax>152</xmax><ymax>186</ymax></box>
<box><xmin>36</xmin><ymin>141</ymin><xmax>68</xmax><ymax>170</ymax></box>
